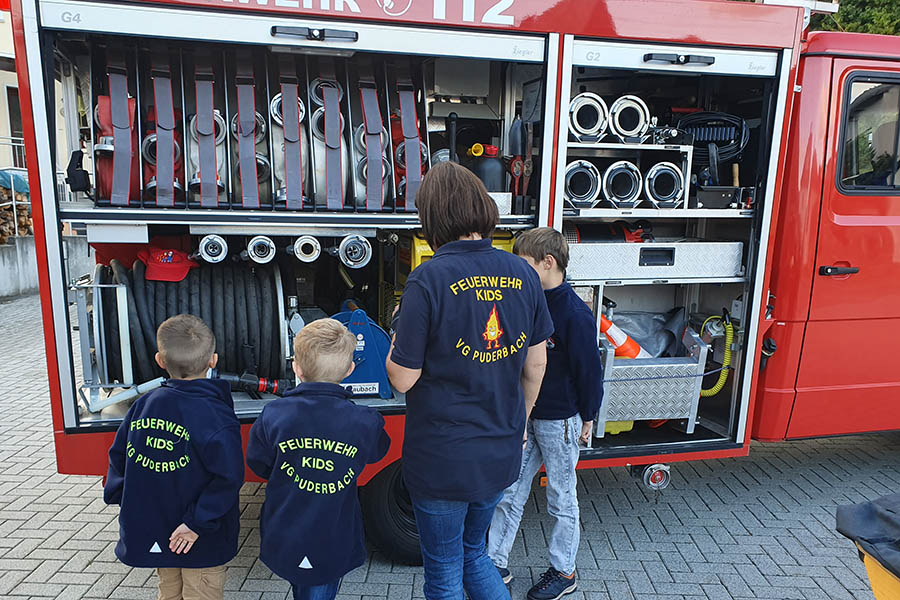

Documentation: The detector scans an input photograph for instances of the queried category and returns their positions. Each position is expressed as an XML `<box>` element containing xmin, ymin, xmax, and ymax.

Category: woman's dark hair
<box><xmin>416</xmin><ymin>162</ymin><xmax>500</xmax><ymax>249</ymax></box>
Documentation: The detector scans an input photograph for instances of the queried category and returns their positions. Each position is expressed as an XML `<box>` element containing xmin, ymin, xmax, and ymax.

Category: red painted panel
<box><xmin>789</xmin><ymin>318</ymin><xmax>900</xmax><ymax>438</ymax></box>
<box><xmin>805</xmin><ymin>31</ymin><xmax>900</xmax><ymax>60</ymax></box>
<box><xmin>91</xmin><ymin>0</ymin><xmax>800</xmax><ymax>50</ymax></box>
<box><xmin>752</xmin><ymin>321</ymin><xmax>806</xmax><ymax>441</ymax></box>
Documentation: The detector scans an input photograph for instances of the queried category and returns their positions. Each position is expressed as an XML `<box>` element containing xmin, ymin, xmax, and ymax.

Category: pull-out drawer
<box><xmin>567</xmin><ymin>241</ymin><xmax>744</xmax><ymax>284</ymax></box>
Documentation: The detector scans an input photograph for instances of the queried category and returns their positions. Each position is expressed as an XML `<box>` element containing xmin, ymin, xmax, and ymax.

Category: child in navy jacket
<box><xmin>489</xmin><ymin>228</ymin><xmax>604</xmax><ymax>600</ymax></box>
<box><xmin>104</xmin><ymin>314</ymin><xmax>244</xmax><ymax>600</ymax></box>
<box><xmin>247</xmin><ymin>318</ymin><xmax>391</xmax><ymax>600</ymax></box>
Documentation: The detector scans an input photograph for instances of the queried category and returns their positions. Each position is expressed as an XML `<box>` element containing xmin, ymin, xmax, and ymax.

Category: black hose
<box><xmin>188</xmin><ymin>268</ymin><xmax>201</xmax><ymax>318</ymax></box>
<box><xmin>223</xmin><ymin>265</ymin><xmax>236</xmax><ymax>374</ymax></box>
<box><xmin>268</xmin><ymin>271</ymin><xmax>283</xmax><ymax>378</ymax></box>
<box><xmin>200</xmin><ymin>266</ymin><xmax>212</xmax><ymax>328</ymax></box>
<box><xmin>166</xmin><ymin>276</ymin><xmax>177</xmax><ymax>322</ymax></box>
<box><xmin>212</xmin><ymin>264</ymin><xmax>226</xmax><ymax>365</ymax></box>
<box><xmin>98</xmin><ymin>264</ymin><xmax>122</xmax><ymax>383</ymax></box>
<box><xmin>234</xmin><ymin>265</ymin><xmax>249</xmax><ymax>372</ymax></box>
<box><xmin>110</xmin><ymin>259</ymin><xmax>153</xmax><ymax>383</ymax></box>
<box><xmin>177</xmin><ymin>272</ymin><xmax>190</xmax><ymax>316</ymax></box>
<box><xmin>258</xmin><ymin>265</ymin><xmax>273</xmax><ymax>379</ymax></box>
<box><xmin>131</xmin><ymin>260</ymin><xmax>158</xmax><ymax>358</ymax></box>
<box><xmin>153</xmin><ymin>280</ymin><xmax>167</xmax><ymax>330</ymax></box>
<box><xmin>245</xmin><ymin>267</ymin><xmax>261</xmax><ymax>374</ymax></box>
<box><xmin>677</xmin><ymin>112</ymin><xmax>750</xmax><ymax>166</ymax></box>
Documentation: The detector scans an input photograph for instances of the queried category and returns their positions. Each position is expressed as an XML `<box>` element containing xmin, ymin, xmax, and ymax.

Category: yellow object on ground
<box><xmin>858</xmin><ymin>544</ymin><xmax>900</xmax><ymax>600</ymax></box>
<box><xmin>397</xmin><ymin>232</ymin><xmax>514</xmax><ymax>285</ymax></box>
<box><xmin>605</xmin><ymin>420</ymin><xmax>634</xmax><ymax>434</ymax></box>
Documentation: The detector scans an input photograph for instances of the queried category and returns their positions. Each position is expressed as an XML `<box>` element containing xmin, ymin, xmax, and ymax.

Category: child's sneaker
<box><xmin>527</xmin><ymin>568</ymin><xmax>577</xmax><ymax>600</ymax></box>
<box><xmin>497</xmin><ymin>566</ymin><xmax>512</xmax><ymax>584</ymax></box>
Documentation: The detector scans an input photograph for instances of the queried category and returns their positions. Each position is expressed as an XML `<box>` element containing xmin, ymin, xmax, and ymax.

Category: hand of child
<box><xmin>169</xmin><ymin>523</ymin><xmax>198</xmax><ymax>555</ymax></box>
<box><xmin>580</xmin><ymin>420</ymin><xmax>593</xmax><ymax>445</ymax></box>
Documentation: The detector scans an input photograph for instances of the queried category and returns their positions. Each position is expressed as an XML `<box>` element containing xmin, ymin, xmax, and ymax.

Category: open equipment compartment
<box><xmin>556</xmin><ymin>36</ymin><xmax>791</xmax><ymax>456</ymax></box>
<box><xmin>41</xmin><ymin>2</ymin><xmax>556</xmax><ymax>429</ymax></box>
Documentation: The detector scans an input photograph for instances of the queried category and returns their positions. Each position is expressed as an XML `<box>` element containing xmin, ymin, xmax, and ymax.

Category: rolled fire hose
<box><xmin>188</xmin><ymin>110</ymin><xmax>227</xmax><ymax>194</ymax></box>
<box><xmin>568</xmin><ymin>92</ymin><xmax>609</xmax><ymax>141</ymax></box>
<box><xmin>97</xmin><ymin>262</ymin><xmax>287</xmax><ymax>386</ymax></box>
<box><xmin>270</xmin><ymin>92</ymin><xmax>310</xmax><ymax>206</ymax></box>
<box><xmin>308</xmin><ymin>78</ymin><xmax>345</xmax><ymax>106</ymax></box>
<box><xmin>700</xmin><ymin>314</ymin><xmax>734</xmax><ymax>397</ymax></box>
<box><xmin>644</xmin><ymin>161</ymin><xmax>685</xmax><ymax>207</ymax></box>
<box><xmin>564</xmin><ymin>160</ymin><xmax>602</xmax><ymax>208</ymax></box>
<box><xmin>609</xmin><ymin>95</ymin><xmax>652</xmax><ymax>140</ymax></box>
<box><xmin>141</xmin><ymin>133</ymin><xmax>185</xmax><ymax>201</ymax></box>
<box><xmin>354</xmin><ymin>156</ymin><xmax>392</xmax><ymax>208</ymax></box>
<box><xmin>310</xmin><ymin>106</ymin><xmax>348</xmax><ymax>209</ymax></box>
<box><xmin>602</xmin><ymin>160</ymin><xmax>643</xmax><ymax>206</ymax></box>
<box><xmin>395</xmin><ymin>139</ymin><xmax>429</xmax><ymax>172</ymax></box>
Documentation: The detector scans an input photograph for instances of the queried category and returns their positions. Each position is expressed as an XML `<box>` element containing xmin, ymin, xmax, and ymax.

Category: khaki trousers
<box><xmin>157</xmin><ymin>565</ymin><xmax>227</xmax><ymax>600</ymax></box>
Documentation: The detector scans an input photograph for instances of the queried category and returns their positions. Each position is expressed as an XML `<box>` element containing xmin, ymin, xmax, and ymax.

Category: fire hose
<box><xmin>98</xmin><ymin>261</ymin><xmax>286</xmax><ymax>384</ymax></box>
<box><xmin>700</xmin><ymin>311</ymin><xmax>734</xmax><ymax>397</ymax></box>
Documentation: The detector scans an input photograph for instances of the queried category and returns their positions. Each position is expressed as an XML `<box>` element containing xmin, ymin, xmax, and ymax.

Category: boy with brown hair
<box><xmin>247</xmin><ymin>318</ymin><xmax>391</xmax><ymax>600</ymax></box>
<box><xmin>489</xmin><ymin>227</ymin><xmax>604</xmax><ymax>600</ymax></box>
<box><xmin>105</xmin><ymin>314</ymin><xmax>244</xmax><ymax>600</ymax></box>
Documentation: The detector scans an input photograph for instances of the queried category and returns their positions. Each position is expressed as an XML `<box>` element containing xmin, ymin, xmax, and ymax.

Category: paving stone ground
<box><xmin>0</xmin><ymin>292</ymin><xmax>887</xmax><ymax>599</ymax></box>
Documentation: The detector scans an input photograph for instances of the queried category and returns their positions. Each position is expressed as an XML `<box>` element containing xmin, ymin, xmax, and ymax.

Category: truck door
<box><xmin>791</xmin><ymin>60</ymin><xmax>900</xmax><ymax>437</ymax></box>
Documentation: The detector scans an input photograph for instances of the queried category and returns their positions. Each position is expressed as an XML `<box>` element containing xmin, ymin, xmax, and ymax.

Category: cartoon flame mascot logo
<box><xmin>376</xmin><ymin>0</ymin><xmax>414</xmax><ymax>17</ymax></box>
<box><xmin>482</xmin><ymin>303</ymin><xmax>504</xmax><ymax>350</ymax></box>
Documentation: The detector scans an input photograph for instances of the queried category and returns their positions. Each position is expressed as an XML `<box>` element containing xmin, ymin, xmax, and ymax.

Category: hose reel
<box><xmin>96</xmin><ymin>261</ymin><xmax>288</xmax><ymax>385</ymax></box>
<box><xmin>568</xmin><ymin>92</ymin><xmax>609</xmax><ymax>141</ymax></box>
<box><xmin>602</xmin><ymin>160</ymin><xmax>643</xmax><ymax>207</ymax></box>
<box><xmin>564</xmin><ymin>160</ymin><xmax>602</xmax><ymax>208</ymax></box>
<box><xmin>644</xmin><ymin>161</ymin><xmax>685</xmax><ymax>207</ymax></box>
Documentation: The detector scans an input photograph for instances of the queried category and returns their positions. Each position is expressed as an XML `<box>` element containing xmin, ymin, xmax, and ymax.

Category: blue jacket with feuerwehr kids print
<box><xmin>246</xmin><ymin>382</ymin><xmax>390</xmax><ymax>586</ymax></box>
<box><xmin>103</xmin><ymin>378</ymin><xmax>243</xmax><ymax>569</ymax></box>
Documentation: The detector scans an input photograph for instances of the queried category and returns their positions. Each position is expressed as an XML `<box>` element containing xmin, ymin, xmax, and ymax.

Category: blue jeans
<box><xmin>488</xmin><ymin>415</ymin><xmax>582</xmax><ymax>575</ymax></box>
<box><xmin>292</xmin><ymin>579</ymin><xmax>340</xmax><ymax>600</ymax></box>
<box><xmin>411</xmin><ymin>492</ymin><xmax>511</xmax><ymax>600</ymax></box>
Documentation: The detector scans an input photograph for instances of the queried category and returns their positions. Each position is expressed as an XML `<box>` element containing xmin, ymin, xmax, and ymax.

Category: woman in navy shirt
<box><xmin>387</xmin><ymin>162</ymin><xmax>552</xmax><ymax>600</ymax></box>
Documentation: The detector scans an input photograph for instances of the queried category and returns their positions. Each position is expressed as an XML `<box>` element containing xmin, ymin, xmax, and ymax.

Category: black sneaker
<box><xmin>497</xmin><ymin>566</ymin><xmax>512</xmax><ymax>584</ymax></box>
<box><xmin>527</xmin><ymin>568</ymin><xmax>577</xmax><ymax>600</ymax></box>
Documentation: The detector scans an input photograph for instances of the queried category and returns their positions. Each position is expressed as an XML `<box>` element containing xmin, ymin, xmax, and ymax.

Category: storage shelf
<box><xmin>564</xmin><ymin>208</ymin><xmax>753</xmax><ymax>219</ymax></box>
<box><xmin>568</xmin><ymin>142</ymin><xmax>693</xmax><ymax>152</ymax></box>
<box><xmin>58</xmin><ymin>203</ymin><xmax>536</xmax><ymax>230</ymax></box>
<box><xmin>567</xmin><ymin>276</ymin><xmax>746</xmax><ymax>286</ymax></box>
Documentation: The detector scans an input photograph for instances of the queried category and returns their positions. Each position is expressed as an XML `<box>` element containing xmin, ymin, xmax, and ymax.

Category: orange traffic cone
<box><xmin>600</xmin><ymin>315</ymin><xmax>651</xmax><ymax>358</ymax></box>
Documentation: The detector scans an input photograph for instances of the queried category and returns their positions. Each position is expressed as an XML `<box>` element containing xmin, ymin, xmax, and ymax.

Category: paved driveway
<box><xmin>0</xmin><ymin>293</ymin><xmax>884</xmax><ymax>599</ymax></box>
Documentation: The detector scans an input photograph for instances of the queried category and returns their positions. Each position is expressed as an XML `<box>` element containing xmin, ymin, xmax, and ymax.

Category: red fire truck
<box><xmin>10</xmin><ymin>0</ymin><xmax>899</xmax><ymax>562</ymax></box>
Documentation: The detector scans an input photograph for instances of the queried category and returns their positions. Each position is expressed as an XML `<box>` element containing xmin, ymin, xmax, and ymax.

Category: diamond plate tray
<box><xmin>595</xmin><ymin>327</ymin><xmax>708</xmax><ymax>437</ymax></box>
<box><xmin>567</xmin><ymin>241</ymin><xmax>744</xmax><ymax>282</ymax></box>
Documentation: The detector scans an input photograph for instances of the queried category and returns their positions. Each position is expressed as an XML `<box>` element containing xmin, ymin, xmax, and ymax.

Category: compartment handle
<box><xmin>639</xmin><ymin>247</ymin><xmax>675</xmax><ymax>267</ymax></box>
<box><xmin>271</xmin><ymin>26</ymin><xmax>359</xmax><ymax>42</ymax></box>
<box><xmin>643</xmin><ymin>53</ymin><xmax>715</xmax><ymax>66</ymax></box>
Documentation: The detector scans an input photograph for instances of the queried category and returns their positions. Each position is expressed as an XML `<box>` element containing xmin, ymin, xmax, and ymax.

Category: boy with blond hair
<box><xmin>247</xmin><ymin>318</ymin><xmax>391</xmax><ymax>600</ymax></box>
<box><xmin>105</xmin><ymin>314</ymin><xmax>244</xmax><ymax>600</ymax></box>
<box><xmin>489</xmin><ymin>228</ymin><xmax>604</xmax><ymax>600</ymax></box>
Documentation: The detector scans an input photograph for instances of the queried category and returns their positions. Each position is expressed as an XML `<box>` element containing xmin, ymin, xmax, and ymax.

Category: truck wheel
<box><xmin>359</xmin><ymin>461</ymin><xmax>422</xmax><ymax>565</ymax></box>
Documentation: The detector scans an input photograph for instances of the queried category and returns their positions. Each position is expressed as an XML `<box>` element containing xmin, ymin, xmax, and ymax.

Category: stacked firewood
<box><xmin>0</xmin><ymin>188</ymin><xmax>32</xmax><ymax>244</ymax></box>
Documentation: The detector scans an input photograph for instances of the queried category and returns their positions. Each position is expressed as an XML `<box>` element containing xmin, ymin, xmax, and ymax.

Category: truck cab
<box><xmin>754</xmin><ymin>32</ymin><xmax>900</xmax><ymax>441</ymax></box>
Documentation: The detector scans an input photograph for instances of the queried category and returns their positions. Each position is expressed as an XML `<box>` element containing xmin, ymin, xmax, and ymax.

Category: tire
<box><xmin>359</xmin><ymin>461</ymin><xmax>422</xmax><ymax>566</ymax></box>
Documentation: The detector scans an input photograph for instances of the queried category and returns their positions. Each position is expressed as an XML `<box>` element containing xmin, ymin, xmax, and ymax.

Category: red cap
<box><xmin>138</xmin><ymin>247</ymin><xmax>199</xmax><ymax>282</ymax></box>
<box><xmin>484</xmin><ymin>145</ymin><xmax>499</xmax><ymax>157</ymax></box>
